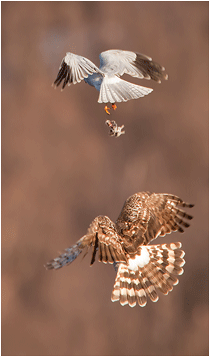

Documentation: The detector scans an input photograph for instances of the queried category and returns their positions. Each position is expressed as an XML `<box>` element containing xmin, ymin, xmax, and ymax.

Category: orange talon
<box><xmin>104</xmin><ymin>105</ymin><xmax>111</xmax><ymax>115</ymax></box>
<box><xmin>112</xmin><ymin>103</ymin><xmax>117</xmax><ymax>111</ymax></box>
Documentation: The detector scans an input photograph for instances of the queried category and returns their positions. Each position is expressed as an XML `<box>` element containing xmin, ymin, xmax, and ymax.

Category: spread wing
<box><xmin>53</xmin><ymin>52</ymin><xmax>103</xmax><ymax>90</ymax></box>
<box><xmin>116</xmin><ymin>192</ymin><xmax>194</xmax><ymax>249</ymax></box>
<box><xmin>45</xmin><ymin>215</ymin><xmax>127</xmax><ymax>270</ymax></box>
<box><xmin>99</xmin><ymin>50</ymin><xmax>168</xmax><ymax>83</ymax></box>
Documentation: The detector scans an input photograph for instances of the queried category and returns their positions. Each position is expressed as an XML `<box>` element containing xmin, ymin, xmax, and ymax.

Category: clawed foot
<box><xmin>104</xmin><ymin>105</ymin><xmax>111</xmax><ymax>115</ymax></box>
<box><xmin>104</xmin><ymin>103</ymin><xmax>117</xmax><ymax>115</ymax></box>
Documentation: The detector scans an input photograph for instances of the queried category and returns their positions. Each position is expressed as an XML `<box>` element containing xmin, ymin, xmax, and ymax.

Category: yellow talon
<box><xmin>104</xmin><ymin>105</ymin><xmax>111</xmax><ymax>115</ymax></box>
<box><xmin>112</xmin><ymin>103</ymin><xmax>117</xmax><ymax>111</ymax></box>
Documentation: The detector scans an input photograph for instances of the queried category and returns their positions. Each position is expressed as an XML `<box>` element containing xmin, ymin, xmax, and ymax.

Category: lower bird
<box><xmin>53</xmin><ymin>49</ymin><xmax>168</xmax><ymax>114</ymax></box>
<box><xmin>45</xmin><ymin>192</ymin><xmax>193</xmax><ymax>308</ymax></box>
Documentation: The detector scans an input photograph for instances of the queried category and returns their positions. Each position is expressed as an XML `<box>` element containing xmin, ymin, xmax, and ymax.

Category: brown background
<box><xmin>2</xmin><ymin>1</ymin><xmax>209</xmax><ymax>356</ymax></box>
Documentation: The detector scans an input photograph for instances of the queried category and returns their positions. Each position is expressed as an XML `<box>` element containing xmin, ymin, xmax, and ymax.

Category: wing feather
<box><xmin>99</xmin><ymin>50</ymin><xmax>168</xmax><ymax>82</ymax></box>
<box><xmin>116</xmin><ymin>192</ymin><xmax>194</xmax><ymax>247</ymax></box>
<box><xmin>53</xmin><ymin>52</ymin><xmax>103</xmax><ymax>90</ymax></box>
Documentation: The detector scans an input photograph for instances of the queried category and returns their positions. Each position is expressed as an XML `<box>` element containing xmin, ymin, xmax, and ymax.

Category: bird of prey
<box><xmin>53</xmin><ymin>50</ymin><xmax>168</xmax><ymax>114</ymax></box>
<box><xmin>45</xmin><ymin>192</ymin><xmax>193</xmax><ymax>308</ymax></box>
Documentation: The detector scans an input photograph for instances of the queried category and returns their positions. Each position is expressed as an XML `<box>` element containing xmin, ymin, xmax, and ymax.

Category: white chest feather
<box><xmin>127</xmin><ymin>247</ymin><xmax>150</xmax><ymax>271</ymax></box>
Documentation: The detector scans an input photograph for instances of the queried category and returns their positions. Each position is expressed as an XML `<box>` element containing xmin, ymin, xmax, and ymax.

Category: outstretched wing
<box><xmin>45</xmin><ymin>215</ymin><xmax>127</xmax><ymax>270</ymax></box>
<box><xmin>116</xmin><ymin>192</ymin><xmax>194</xmax><ymax>249</ymax></box>
<box><xmin>53</xmin><ymin>52</ymin><xmax>103</xmax><ymax>90</ymax></box>
<box><xmin>45</xmin><ymin>234</ymin><xmax>93</xmax><ymax>270</ymax></box>
<box><xmin>99</xmin><ymin>50</ymin><xmax>168</xmax><ymax>83</ymax></box>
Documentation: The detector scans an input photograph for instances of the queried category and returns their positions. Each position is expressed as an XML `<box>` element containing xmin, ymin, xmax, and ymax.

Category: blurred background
<box><xmin>2</xmin><ymin>1</ymin><xmax>208</xmax><ymax>355</ymax></box>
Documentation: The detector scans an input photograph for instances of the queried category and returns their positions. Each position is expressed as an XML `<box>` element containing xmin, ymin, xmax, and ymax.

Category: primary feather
<box><xmin>53</xmin><ymin>49</ymin><xmax>168</xmax><ymax>104</ymax></box>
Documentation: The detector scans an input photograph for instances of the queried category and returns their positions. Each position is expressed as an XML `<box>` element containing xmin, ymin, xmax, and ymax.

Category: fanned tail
<box><xmin>111</xmin><ymin>242</ymin><xmax>185</xmax><ymax>307</ymax></box>
<box><xmin>98</xmin><ymin>76</ymin><xmax>153</xmax><ymax>104</ymax></box>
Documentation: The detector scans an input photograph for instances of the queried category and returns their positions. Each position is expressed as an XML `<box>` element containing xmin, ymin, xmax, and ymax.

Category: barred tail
<box><xmin>111</xmin><ymin>242</ymin><xmax>185</xmax><ymax>307</ymax></box>
<box><xmin>45</xmin><ymin>235</ymin><xmax>92</xmax><ymax>270</ymax></box>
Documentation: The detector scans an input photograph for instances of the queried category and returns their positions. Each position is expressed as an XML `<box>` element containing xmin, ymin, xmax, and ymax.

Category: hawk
<box><xmin>45</xmin><ymin>192</ymin><xmax>193</xmax><ymax>307</ymax></box>
<box><xmin>53</xmin><ymin>50</ymin><xmax>168</xmax><ymax>115</ymax></box>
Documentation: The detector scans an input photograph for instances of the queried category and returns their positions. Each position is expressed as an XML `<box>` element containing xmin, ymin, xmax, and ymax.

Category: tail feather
<box><xmin>141</xmin><ymin>260</ymin><xmax>178</xmax><ymax>294</ymax></box>
<box><xmin>141</xmin><ymin>273</ymin><xmax>159</xmax><ymax>302</ymax></box>
<box><xmin>111</xmin><ymin>242</ymin><xmax>185</xmax><ymax>307</ymax></box>
<box><xmin>98</xmin><ymin>76</ymin><xmax>153</xmax><ymax>103</ymax></box>
<box><xmin>135</xmin><ymin>280</ymin><xmax>147</xmax><ymax>307</ymax></box>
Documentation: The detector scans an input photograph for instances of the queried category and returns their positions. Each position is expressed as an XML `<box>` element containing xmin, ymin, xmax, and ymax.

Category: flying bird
<box><xmin>53</xmin><ymin>50</ymin><xmax>168</xmax><ymax>114</ymax></box>
<box><xmin>45</xmin><ymin>192</ymin><xmax>193</xmax><ymax>308</ymax></box>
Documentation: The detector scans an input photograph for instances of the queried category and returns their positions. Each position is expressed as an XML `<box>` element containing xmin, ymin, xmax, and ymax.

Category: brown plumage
<box><xmin>45</xmin><ymin>192</ymin><xmax>193</xmax><ymax>307</ymax></box>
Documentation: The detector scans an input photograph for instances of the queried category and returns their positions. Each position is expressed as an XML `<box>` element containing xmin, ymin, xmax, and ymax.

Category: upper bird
<box><xmin>53</xmin><ymin>49</ymin><xmax>168</xmax><ymax>114</ymax></box>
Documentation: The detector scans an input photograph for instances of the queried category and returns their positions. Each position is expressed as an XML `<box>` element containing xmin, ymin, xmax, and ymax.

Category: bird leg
<box><xmin>104</xmin><ymin>105</ymin><xmax>111</xmax><ymax>115</ymax></box>
<box><xmin>104</xmin><ymin>104</ymin><xmax>117</xmax><ymax>115</ymax></box>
